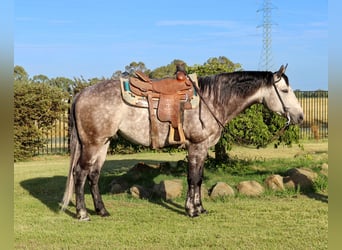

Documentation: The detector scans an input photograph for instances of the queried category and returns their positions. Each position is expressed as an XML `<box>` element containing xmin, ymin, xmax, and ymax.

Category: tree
<box><xmin>150</xmin><ymin>59</ymin><xmax>186</xmax><ymax>78</ymax></box>
<box><xmin>49</xmin><ymin>76</ymin><xmax>75</xmax><ymax>94</ymax></box>
<box><xmin>14</xmin><ymin>65</ymin><xmax>29</xmax><ymax>82</ymax></box>
<box><xmin>112</xmin><ymin>70</ymin><xmax>125</xmax><ymax>78</ymax></box>
<box><xmin>125</xmin><ymin>61</ymin><xmax>150</xmax><ymax>76</ymax></box>
<box><xmin>188</xmin><ymin>56</ymin><xmax>242</xmax><ymax>76</ymax></box>
<box><xmin>68</xmin><ymin>76</ymin><xmax>102</xmax><ymax>96</ymax></box>
<box><xmin>32</xmin><ymin>74</ymin><xmax>49</xmax><ymax>84</ymax></box>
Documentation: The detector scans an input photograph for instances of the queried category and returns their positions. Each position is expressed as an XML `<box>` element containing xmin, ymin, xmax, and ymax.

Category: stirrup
<box><xmin>168</xmin><ymin>123</ymin><xmax>186</xmax><ymax>145</ymax></box>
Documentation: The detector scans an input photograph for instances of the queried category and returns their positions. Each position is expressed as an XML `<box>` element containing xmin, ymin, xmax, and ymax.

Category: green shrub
<box><xmin>226</xmin><ymin>104</ymin><xmax>300</xmax><ymax>148</ymax></box>
<box><xmin>14</xmin><ymin>81</ymin><xmax>68</xmax><ymax>161</ymax></box>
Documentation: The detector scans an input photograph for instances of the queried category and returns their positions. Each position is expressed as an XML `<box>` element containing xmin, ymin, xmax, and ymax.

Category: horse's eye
<box><xmin>281</xmin><ymin>88</ymin><xmax>289</xmax><ymax>93</ymax></box>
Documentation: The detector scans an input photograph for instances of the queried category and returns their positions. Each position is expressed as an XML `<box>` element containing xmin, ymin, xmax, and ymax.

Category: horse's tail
<box><xmin>61</xmin><ymin>97</ymin><xmax>81</xmax><ymax>211</ymax></box>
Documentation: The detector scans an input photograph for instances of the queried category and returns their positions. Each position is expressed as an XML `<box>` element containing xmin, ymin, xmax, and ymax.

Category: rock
<box><xmin>283</xmin><ymin>176</ymin><xmax>296</xmax><ymax>189</ymax></box>
<box><xmin>320</xmin><ymin>163</ymin><xmax>328</xmax><ymax>176</ymax></box>
<box><xmin>264</xmin><ymin>174</ymin><xmax>285</xmax><ymax>191</ymax></box>
<box><xmin>285</xmin><ymin>168</ymin><xmax>318</xmax><ymax>191</ymax></box>
<box><xmin>110</xmin><ymin>183</ymin><xmax>124</xmax><ymax>194</ymax></box>
<box><xmin>109</xmin><ymin>180</ymin><xmax>129</xmax><ymax>194</ymax></box>
<box><xmin>155</xmin><ymin>179</ymin><xmax>183</xmax><ymax>200</ymax></box>
<box><xmin>321</xmin><ymin>163</ymin><xmax>328</xmax><ymax>170</ymax></box>
<box><xmin>236</xmin><ymin>180</ymin><xmax>264</xmax><ymax>196</ymax></box>
<box><xmin>209</xmin><ymin>182</ymin><xmax>235</xmax><ymax>198</ymax></box>
<box><xmin>153</xmin><ymin>182</ymin><xmax>161</xmax><ymax>193</ymax></box>
<box><xmin>128</xmin><ymin>162</ymin><xmax>160</xmax><ymax>181</ymax></box>
<box><xmin>129</xmin><ymin>185</ymin><xmax>150</xmax><ymax>199</ymax></box>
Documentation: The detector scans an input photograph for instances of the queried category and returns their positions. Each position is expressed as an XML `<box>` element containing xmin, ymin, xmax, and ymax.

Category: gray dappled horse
<box><xmin>61</xmin><ymin>65</ymin><xmax>303</xmax><ymax>220</ymax></box>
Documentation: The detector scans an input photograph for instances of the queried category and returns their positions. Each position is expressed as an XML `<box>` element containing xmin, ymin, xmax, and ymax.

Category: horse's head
<box><xmin>263</xmin><ymin>65</ymin><xmax>304</xmax><ymax>125</ymax></box>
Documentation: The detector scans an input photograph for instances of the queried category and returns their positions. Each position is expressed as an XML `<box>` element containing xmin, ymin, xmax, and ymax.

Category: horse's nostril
<box><xmin>299</xmin><ymin>113</ymin><xmax>304</xmax><ymax>122</ymax></box>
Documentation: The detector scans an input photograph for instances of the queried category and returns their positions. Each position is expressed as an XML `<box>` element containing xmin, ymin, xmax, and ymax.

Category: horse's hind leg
<box><xmin>75</xmin><ymin>142</ymin><xmax>109</xmax><ymax>220</ymax></box>
<box><xmin>87</xmin><ymin>142</ymin><xmax>110</xmax><ymax>217</ymax></box>
<box><xmin>74</xmin><ymin>163</ymin><xmax>90</xmax><ymax>221</ymax></box>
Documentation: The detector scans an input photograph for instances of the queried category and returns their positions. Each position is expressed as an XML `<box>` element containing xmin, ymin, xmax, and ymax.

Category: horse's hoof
<box><xmin>78</xmin><ymin>216</ymin><xmax>90</xmax><ymax>221</ymax></box>
<box><xmin>189</xmin><ymin>213</ymin><xmax>199</xmax><ymax>218</ymax></box>
<box><xmin>77</xmin><ymin>209</ymin><xmax>90</xmax><ymax>221</ymax></box>
<box><xmin>187</xmin><ymin>210</ymin><xmax>199</xmax><ymax>218</ymax></box>
<box><xmin>98</xmin><ymin>210</ymin><xmax>110</xmax><ymax>217</ymax></box>
<box><xmin>200</xmin><ymin>209</ymin><xmax>208</xmax><ymax>214</ymax></box>
<box><xmin>96</xmin><ymin>207</ymin><xmax>110</xmax><ymax>217</ymax></box>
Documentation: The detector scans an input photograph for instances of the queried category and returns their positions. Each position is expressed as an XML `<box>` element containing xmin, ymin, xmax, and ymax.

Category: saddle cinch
<box><xmin>120</xmin><ymin>70</ymin><xmax>199</xmax><ymax>149</ymax></box>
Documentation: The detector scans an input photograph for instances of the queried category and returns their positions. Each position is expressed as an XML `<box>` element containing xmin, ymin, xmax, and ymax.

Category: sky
<box><xmin>14</xmin><ymin>0</ymin><xmax>328</xmax><ymax>90</ymax></box>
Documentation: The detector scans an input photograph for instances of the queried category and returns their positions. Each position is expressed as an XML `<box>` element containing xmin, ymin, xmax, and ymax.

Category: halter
<box><xmin>273</xmin><ymin>77</ymin><xmax>291</xmax><ymax>127</ymax></box>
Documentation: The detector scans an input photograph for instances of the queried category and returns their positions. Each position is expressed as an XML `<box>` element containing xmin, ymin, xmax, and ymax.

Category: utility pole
<box><xmin>257</xmin><ymin>0</ymin><xmax>275</xmax><ymax>71</ymax></box>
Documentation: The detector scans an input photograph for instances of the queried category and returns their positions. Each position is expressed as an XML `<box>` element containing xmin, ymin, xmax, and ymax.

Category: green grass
<box><xmin>14</xmin><ymin>142</ymin><xmax>328</xmax><ymax>249</ymax></box>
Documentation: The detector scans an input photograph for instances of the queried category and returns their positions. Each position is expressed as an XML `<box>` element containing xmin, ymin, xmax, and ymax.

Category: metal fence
<box><xmin>36</xmin><ymin>112</ymin><xmax>69</xmax><ymax>155</ymax></box>
<box><xmin>38</xmin><ymin>91</ymin><xmax>328</xmax><ymax>155</ymax></box>
<box><xmin>295</xmin><ymin>91</ymin><xmax>328</xmax><ymax>140</ymax></box>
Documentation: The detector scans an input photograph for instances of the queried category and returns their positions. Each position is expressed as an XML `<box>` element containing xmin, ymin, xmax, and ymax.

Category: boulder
<box><xmin>285</xmin><ymin>168</ymin><xmax>318</xmax><ymax>191</ymax></box>
<box><xmin>109</xmin><ymin>180</ymin><xmax>129</xmax><ymax>194</ymax></box>
<box><xmin>320</xmin><ymin>163</ymin><xmax>328</xmax><ymax>176</ymax></box>
<box><xmin>129</xmin><ymin>185</ymin><xmax>150</xmax><ymax>199</ymax></box>
<box><xmin>128</xmin><ymin>162</ymin><xmax>160</xmax><ymax>181</ymax></box>
<box><xmin>283</xmin><ymin>176</ymin><xmax>296</xmax><ymax>189</ymax></box>
<box><xmin>155</xmin><ymin>179</ymin><xmax>183</xmax><ymax>200</ymax></box>
<box><xmin>264</xmin><ymin>174</ymin><xmax>285</xmax><ymax>191</ymax></box>
<box><xmin>237</xmin><ymin>180</ymin><xmax>264</xmax><ymax>196</ymax></box>
<box><xmin>209</xmin><ymin>182</ymin><xmax>235</xmax><ymax>198</ymax></box>
<box><xmin>321</xmin><ymin>163</ymin><xmax>328</xmax><ymax>171</ymax></box>
<box><xmin>110</xmin><ymin>183</ymin><xmax>125</xmax><ymax>194</ymax></box>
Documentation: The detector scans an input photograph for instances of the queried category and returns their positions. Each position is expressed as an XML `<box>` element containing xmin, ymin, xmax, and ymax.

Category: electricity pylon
<box><xmin>257</xmin><ymin>0</ymin><xmax>276</xmax><ymax>71</ymax></box>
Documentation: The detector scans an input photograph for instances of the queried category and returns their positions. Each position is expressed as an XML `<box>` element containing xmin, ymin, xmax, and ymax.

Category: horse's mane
<box><xmin>198</xmin><ymin>71</ymin><xmax>288</xmax><ymax>106</ymax></box>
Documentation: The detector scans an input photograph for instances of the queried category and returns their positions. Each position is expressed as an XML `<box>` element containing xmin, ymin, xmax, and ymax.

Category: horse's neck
<box><xmin>222</xmin><ymin>87</ymin><xmax>267</xmax><ymax>124</ymax></box>
<box><xmin>198</xmin><ymin>83</ymin><xmax>269</xmax><ymax>126</ymax></box>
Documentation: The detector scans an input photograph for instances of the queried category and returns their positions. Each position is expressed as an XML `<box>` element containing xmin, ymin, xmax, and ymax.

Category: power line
<box><xmin>257</xmin><ymin>0</ymin><xmax>276</xmax><ymax>71</ymax></box>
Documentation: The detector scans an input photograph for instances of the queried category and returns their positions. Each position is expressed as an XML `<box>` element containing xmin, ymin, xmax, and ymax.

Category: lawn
<box><xmin>14</xmin><ymin>141</ymin><xmax>328</xmax><ymax>249</ymax></box>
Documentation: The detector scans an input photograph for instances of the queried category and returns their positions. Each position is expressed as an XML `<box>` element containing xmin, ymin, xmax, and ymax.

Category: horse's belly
<box><xmin>118</xmin><ymin>106</ymin><xmax>169</xmax><ymax>147</ymax></box>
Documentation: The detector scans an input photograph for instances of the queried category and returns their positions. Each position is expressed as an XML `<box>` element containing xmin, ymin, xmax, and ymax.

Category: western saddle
<box><xmin>122</xmin><ymin>67</ymin><xmax>197</xmax><ymax>149</ymax></box>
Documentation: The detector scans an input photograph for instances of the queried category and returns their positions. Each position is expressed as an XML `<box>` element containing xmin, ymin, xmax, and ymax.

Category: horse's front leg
<box><xmin>185</xmin><ymin>142</ymin><xmax>208</xmax><ymax>217</ymax></box>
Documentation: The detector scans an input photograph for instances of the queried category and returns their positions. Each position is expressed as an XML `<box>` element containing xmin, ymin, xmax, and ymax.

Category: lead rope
<box><xmin>187</xmin><ymin>75</ymin><xmax>226</xmax><ymax>130</ymax></box>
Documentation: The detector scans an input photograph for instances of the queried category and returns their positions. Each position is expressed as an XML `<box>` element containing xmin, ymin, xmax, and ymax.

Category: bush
<box><xmin>214</xmin><ymin>104</ymin><xmax>300</xmax><ymax>162</ymax></box>
<box><xmin>227</xmin><ymin>104</ymin><xmax>300</xmax><ymax>148</ymax></box>
<box><xmin>14</xmin><ymin>81</ymin><xmax>68</xmax><ymax>161</ymax></box>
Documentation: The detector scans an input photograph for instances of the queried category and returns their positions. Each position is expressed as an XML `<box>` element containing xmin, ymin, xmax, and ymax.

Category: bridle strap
<box><xmin>273</xmin><ymin>78</ymin><xmax>291</xmax><ymax>127</ymax></box>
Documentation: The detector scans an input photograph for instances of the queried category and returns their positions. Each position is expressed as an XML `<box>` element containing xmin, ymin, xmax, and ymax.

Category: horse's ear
<box><xmin>276</xmin><ymin>64</ymin><xmax>287</xmax><ymax>77</ymax></box>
